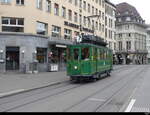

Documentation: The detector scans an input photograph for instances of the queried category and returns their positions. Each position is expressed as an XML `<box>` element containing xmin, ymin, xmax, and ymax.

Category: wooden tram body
<box><xmin>66</xmin><ymin>35</ymin><xmax>113</xmax><ymax>82</ymax></box>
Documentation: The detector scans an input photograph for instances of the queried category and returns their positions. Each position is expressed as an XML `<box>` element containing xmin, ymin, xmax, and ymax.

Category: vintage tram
<box><xmin>66</xmin><ymin>35</ymin><xmax>113</xmax><ymax>82</ymax></box>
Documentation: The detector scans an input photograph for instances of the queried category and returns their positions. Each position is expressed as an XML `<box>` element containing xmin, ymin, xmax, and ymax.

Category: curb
<box><xmin>0</xmin><ymin>80</ymin><xmax>67</xmax><ymax>98</ymax></box>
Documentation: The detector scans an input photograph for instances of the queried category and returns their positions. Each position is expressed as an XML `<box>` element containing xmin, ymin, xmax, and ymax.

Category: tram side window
<box><xmin>74</xmin><ymin>49</ymin><xmax>80</xmax><ymax>60</ymax></box>
<box><xmin>82</xmin><ymin>48</ymin><xmax>90</xmax><ymax>60</ymax></box>
<box><xmin>67</xmin><ymin>48</ymin><xmax>71</xmax><ymax>60</ymax></box>
<box><xmin>100</xmin><ymin>49</ymin><xmax>102</xmax><ymax>60</ymax></box>
<box><xmin>93</xmin><ymin>48</ymin><xmax>97</xmax><ymax>60</ymax></box>
<box><xmin>101</xmin><ymin>50</ymin><xmax>104</xmax><ymax>60</ymax></box>
<box><xmin>104</xmin><ymin>50</ymin><xmax>107</xmax><ymax>59</ymax></box>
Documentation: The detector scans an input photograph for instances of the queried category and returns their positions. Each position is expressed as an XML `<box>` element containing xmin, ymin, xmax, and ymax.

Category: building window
<box><xmin>68</xmin><ymin>10</ymin><xmax>72</xmax><ymax>21</ymax></box>
<box><xmin>88</xmin><ymin>4</ymin><xmax>90</xmax><ymax>13</ymax></box>
<box><xmin>119</xmin><ymin>33</ymin><xmax>122</xmax><ymax>38</ymax></box>
<box><xmin>83</xmin><ymin>16</ymin><xmax>86</xmax><ymax>26</ymax></box>
<box><xmin>79</xmin><ymin>15</ymin><xmax>82</xmax><ymax>24</ymax></box>
<box><xmin>74</xmin><ymin>0</ymin><xmax>78</xmax><ymax>6</ymax></box>
<box><xmin>83</xmin><ymin>1</ymin><xmax>86</xmax><ymax>11</ymax></box>
<box><xmin>52</xmin><ymin>25</ymin><xmax>61</xmax><ymax>37</ymax></box>
<box><xmin>62</xmin><ymin>7</ymin><xmax>66</xmax><ymax>18</ymax></box>
<box><xmin>54</xmin><ymin>3</ymin><xmax>59</xmax><ymax>16</ymax></box>
<box><xmin>2</xmin><ymin>17</ymin><xmax>24</xmax><ymax>32</ymax></box>
<box><xmin>1</xmin><ymin>0</ymin><xmax>11</xmax><ymax>4</ymax></box>
<box><xmin>114</xmin><ymin>43</ymin><xmax>116</xmax><ymax>50</ymax></box>
<box><xmin>99</xmin><ymin>23</ymin><xmax>101</xmax><ymax>31</ymax></box>
<box><xmin>125</xmin><ymin>25</ymin><xmax>130</xmax><ymax>30</ymax></box>
<box><xmin>64</xmin><ymin>29</ymin><xmax>72</xmax><ymax>40</ymax></box>
<box><xmin>102</xmin><ymin>12</ymin><xmax>104</xmax><ymax>20</ymax></box>
<box><xmin>102</xmin><ymin>24</ymin><xmax>104</xmax><ymax>32</ymax></box>
<box><xmin>36</xmin><ymin>0</ymin><xmax>42</xmax><ymax>10</ymax></box>
<box><xmin>74</xmin><ymin>12</ymin><xmax>78</xmax><ymax>23</ymax></box>
<box><xmin>126</xmin><ymin>41</ymin><xmax>131</xmax><ymax>50</ymax></box>
<box><xmin>79</xmin><ymin>0</ymin><xmax>82</xmax><ymax>8</ymax></box>
<box><xmin>105</xmin><ymin>16</ymin><xmax>107</xmax><ymax>26</ymax></box>
<box><xmin>92</xmin><ymin>6</ymin><xmax>94</xmax><ymax>14</ymax></box>
<box><xmin>37</xmin><ymin>48</ymin><xmax>47</xmax><ymax>63</ymax></box>
<box><xmin>102</xmin><ymin>0</ymin><xmax>105</xmax><ymax>8</ymax></box>
<box><xmin>36</xmin><ymin>21</ymin><xmax>48</xmax><ymax>35</ymax></box>
<box><xmin>99</xmin><ymin>0</ymin><xmax>101</xmax><ymax>6</ymax></box>
<box><xmin>16</xmin><ymin>0</ymin><xmax>24</xmax><ymax>5</ymax></box>
<box><xmin>119</xmin><ymin>41</ymin><xmax>123</xmax><ymax>51</ymax></box>
<box><xmin>46</xmin><ymin>0</ymin><xmax>51</xmax><ymax>12</ymax></box>
<box><xmin>95</xmin><ymin>21</ymin><xmax>98</xmax><ymax>30</ymax></box>
<box><xmin>105</xmin><ymin>28</ymin><xmax>107</xmax><ymax>38</ymax></box>
<box><xmin>69</xmin><ymin>0</ymin><xmax>72</xmax><ymax>3</ymax></box>
<box><xmin>96</xmin><ymin>8</ymin><xmax>98</xmax><ymax>15</ymax></box>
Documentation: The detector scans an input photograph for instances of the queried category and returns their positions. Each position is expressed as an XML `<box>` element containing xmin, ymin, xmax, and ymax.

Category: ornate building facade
<box><xmin>115</xmin><ymin>2</ymin><xmax>148</xmax><ymax>65</ymax></box>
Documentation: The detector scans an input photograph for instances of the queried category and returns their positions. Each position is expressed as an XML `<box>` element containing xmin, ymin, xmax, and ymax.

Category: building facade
<box><xmin>105</xmin><ymin>0</ymin><xmax>117</xmax><ymax>64</ymax></box>
<box><xmin>115</xmin><ymin>2</ymin><xmax>148</xmax><ymax>65</ymax></box>
<box><xmin>146</xmin><ymin>26</ymin><xmax>150</xmax><ymax>63</ymax></box>
<box><xmin>0</xmin><ymin>0</ymin><xmax>116</xmax><ymax>73</ymax></box>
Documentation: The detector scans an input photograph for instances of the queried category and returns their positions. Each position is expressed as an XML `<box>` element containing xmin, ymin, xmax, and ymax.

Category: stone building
<box><xmin>115</xmin><ymin>2</ymin><xmax>148</xmax><ymax>65</ymax></box>
<box><xmin>0</xmin><ymin>0</ymin><xmax>116</xmax><ymax>73</ymax></box>
<box><xmin>105</xmin><ymin>0</ymin><xmax>117</xmax><ymax>64</ymax></box>
<box><xmin>146</xmin><ymin>26</ymin><xmax>150</xmax><ymax>63</ymax></box>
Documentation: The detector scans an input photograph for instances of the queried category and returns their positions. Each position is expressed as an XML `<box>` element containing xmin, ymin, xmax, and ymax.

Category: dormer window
<box><xmin>125</xmin><ymin>11</ymin><xmax>129</xmax><ymax>15</ymax></box>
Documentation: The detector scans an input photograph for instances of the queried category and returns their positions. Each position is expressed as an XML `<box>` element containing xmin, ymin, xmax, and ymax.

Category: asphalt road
<box><xmin>0</xmin><ymin>65</ymin><xmax>149</xmax><ymax>112</ymax></box>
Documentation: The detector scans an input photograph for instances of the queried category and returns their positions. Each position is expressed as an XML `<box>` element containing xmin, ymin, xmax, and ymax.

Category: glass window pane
<box><xmin>73</xmin><ymin>49</ymin><xmax>80</xmax><ymax>60</ymax></box>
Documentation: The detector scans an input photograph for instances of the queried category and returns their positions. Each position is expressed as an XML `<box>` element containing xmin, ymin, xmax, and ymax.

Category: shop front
<box><xmin>49</xmin><ymin>44</ymin><xmax>67</xmax><ymax>71</ymax></box>
<box><xmin>48</xmin><ymin>37</ymin><xmax>73</xmax><ymax>72</ymax></box>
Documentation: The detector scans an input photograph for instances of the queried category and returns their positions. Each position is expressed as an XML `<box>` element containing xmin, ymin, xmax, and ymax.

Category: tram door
<box><xmin>6</xmin><ymin>47</ymin><xmax>20</xmax><ymax>71</ymax></box>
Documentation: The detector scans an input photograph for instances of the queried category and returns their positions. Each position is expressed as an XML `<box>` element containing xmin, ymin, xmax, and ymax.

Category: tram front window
<box><xmin>74</xmin><ymin>49</ymin><xmax>80</xmax><ymax>60</ymax></box>
<box><xmin>82</xmin><ymin>48</ymin><xmax>90</xmax><ymax>60</ymax></box>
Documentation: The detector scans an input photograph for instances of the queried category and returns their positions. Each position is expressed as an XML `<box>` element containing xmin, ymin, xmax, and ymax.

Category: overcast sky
<box><xmin>110</xmin><ymin>0</ymin><xmax>150</xmax><ymax>24</ymax></box>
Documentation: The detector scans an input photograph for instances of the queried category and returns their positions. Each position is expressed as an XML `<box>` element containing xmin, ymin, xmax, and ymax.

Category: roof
<box><xmin>116</xmin><ymin>2</ymin><xmax>142</xmax><ymax>20</ymax></box>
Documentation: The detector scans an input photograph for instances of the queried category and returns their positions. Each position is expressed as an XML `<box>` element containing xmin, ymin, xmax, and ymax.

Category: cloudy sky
<box><xmin>110</xmin><ymin>0</ymin><xmax>150</xmax><ymax>24</ymax></box>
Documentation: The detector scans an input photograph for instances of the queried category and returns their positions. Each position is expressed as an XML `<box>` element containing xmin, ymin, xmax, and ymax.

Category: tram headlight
<box><xmin>74</xmin><ymin>66</ymin><xmax>78</xmax><ymax>70</ymax></box>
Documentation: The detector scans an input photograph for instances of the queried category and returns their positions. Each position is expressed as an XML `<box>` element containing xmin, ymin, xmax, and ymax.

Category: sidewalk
<box><xmin>0</xmin><ymin>65</ymin><xmax>129</xmax><ymax>98</ymax></box>
<box><xmin>0</xmin><ymin>71</ymin><xmax>69</xmax><ymax>98</ymax></box>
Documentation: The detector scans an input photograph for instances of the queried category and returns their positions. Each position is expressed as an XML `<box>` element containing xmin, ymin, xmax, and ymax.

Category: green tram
<box><xmin>66</xmin><ymin>35</ymin><xmax>113</xmax><ymax>82</ymax></box>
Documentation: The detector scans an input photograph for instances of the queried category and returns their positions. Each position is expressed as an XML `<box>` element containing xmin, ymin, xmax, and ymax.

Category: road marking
<box><xmin>88</xmin><ymin>98</ymin><xmax>105</xmax><ymax>102</ymax></box>
<box><xmin>0</xmin><ymin>89</ymin><xmax>25</xmax><ymax>97</ymax></box>
<box><xmin>125</xmin><ymin>99</ymin><xmax>136</xmax><ymax>112</ymax></box>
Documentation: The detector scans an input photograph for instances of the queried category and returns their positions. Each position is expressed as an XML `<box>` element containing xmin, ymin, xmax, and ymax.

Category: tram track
<box><xmin>0</xmin><ymin>65</ymin><xmax>139</xmax><ymax>112</ymax></box>
<box><xmin>0</xmin><ymin>65</ymin><xmax>132</xmax><ymax>106</ymax></box>
<box><xmin>94</xmin><ymin>66</ymin><xmax>147</xmax><ymax>112</ymax></box>
<box><xmin>64</xmin><ymin>66</ymin><xmax>146</xmax><ymax>112</ymax></box>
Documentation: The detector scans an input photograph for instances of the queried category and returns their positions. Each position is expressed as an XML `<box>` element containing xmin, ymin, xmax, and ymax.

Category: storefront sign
<box><xmin>64</xmin><ymin>21</ymin><xmax>79</xmax><ymax>29</ymax></box>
